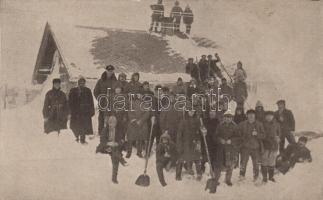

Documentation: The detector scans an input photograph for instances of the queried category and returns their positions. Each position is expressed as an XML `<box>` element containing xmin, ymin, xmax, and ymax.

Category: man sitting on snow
<box><xmin>276</xmin><ymin>136</ymin><xmax>312</xmax><ymax>174</ymax></box>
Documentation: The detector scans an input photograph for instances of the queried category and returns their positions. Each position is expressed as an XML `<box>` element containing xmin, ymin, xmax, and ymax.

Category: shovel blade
<box><xmin>135</xmin><ymin>174</ymin><xmax>150</xmax><ymax>187</ymax></box>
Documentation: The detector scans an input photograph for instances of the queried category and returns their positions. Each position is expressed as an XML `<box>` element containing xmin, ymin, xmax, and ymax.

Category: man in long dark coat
<box><xmin>93</xmin><ymin>65</ymin><xmax>118</xmax><ymax>134</ymax></box>
<box><xmin>69</xmin><ymin>77</ymin><xmax>95</xmax><ymax>144</ymax></box>
<box><xmin>43</xmin><ymin>78</ymin><xmax>69</xmax><ymax>134</ymax></box>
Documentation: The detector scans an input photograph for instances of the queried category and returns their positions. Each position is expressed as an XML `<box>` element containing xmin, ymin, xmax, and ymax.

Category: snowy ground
<box><xmin>1</xmin><ymin>0</ymin><xmax>323</xmax><ymax>199</ymax></box>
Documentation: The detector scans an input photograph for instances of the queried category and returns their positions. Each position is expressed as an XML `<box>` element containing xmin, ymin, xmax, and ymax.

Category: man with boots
<box><xmin>170</xmin><ymin>1</ymin><xmax>183</xmax><ymax>32</ymax></box>
<box><xmin>156</xmin><ymin>132</ymin><xmax>177</xmax><ymax>186</ymax></box>
<box><xmin>212</xmin><ymin>110</ymin><xmax>240</xmax><ymax>186</ymax></box>
<box><xmin>182</xmin><ymin>4</ymin><xmax>193</xmax><ymax>34</ymax></box>
<box><xmin>149</xmin><ymin>0</ymin><xmax>164</xmax><ymax>33</ymax></box>
<box><xmin>68</xmin><ymin>77</ymin><xmax>95</xmax><ymax>144</ymax></box>
<box><xmin>238</xmin><ymin>109</ymin><xmax>265</xmax><ymax>181</ymax></box>
<box><xmin>176</xmin><ymin>106</ymin><xmax>203</xmax><ymax>181</ymax></box>
<box><xmin>261</xmin><ymin>111</ymin><xmax>280</xmax><ymax>183</ymax></box>
<box><xmin>94</xmin><ymin>65</ymin><xmax>117</xmax><ymax>134</ymax></box>
<box><xmin>43</xmin><ymin>78</ymin><xmax>69</xmax><ymax>134</ymax></box>
<box><xmin>274</xmin><ymin>99</ymin><xmax>296</xmax><ymax>152</ymax></box>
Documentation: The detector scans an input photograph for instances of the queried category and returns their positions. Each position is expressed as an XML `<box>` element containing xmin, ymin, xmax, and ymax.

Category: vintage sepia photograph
<box><xmin>0</xmin><ymin>0</ymin><xmax>322</xmax><ymax>199</ymax></box>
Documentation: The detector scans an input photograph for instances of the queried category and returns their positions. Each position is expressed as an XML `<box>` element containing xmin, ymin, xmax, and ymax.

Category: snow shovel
<box><xmin>135</xmin><ymin>116</ymin><xmax>155</xmax><ymax>187</ymax></box>
<box><xmin>199</xmin><ymin>118</ymin><xmax>218</xmax><ymax>193</ymax></box>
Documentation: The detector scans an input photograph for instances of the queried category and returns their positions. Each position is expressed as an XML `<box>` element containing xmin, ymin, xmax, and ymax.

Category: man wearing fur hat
<box><xmin>43</xmin><ymin>78</ymin><xmax>69</xmax><ymax>134</ymax></box>
<box><xmin>94</xmin><ymin>65</ymin><xmax>118</xmax><ymax>134</ymax></box>
<box><xmin>238</xmin><ymin>109</ymin><xmax>265</xmax><ymax>181</ymax></box>
<box><xmin>68</xmin><ymin>77</ymin><xmax>95</xmax><ymax>144</ymax></box>
<box><xmin>274</xmin><ymin>100</ymin><xmax>296</xmax><ymax>152</ymax></box>
<box><xmin>255</xmin><ymin>100</ymin><xmax>265</xmax><ymax>123</ymax></box>
<box><xmin>156</xmin><ymin>132</ymin><xmax>177</xmax><ymax>186</ymax></box>
<box><xmin>212</xmin><ymin>110</ymin><xmax>240</xmax><ymax>186</ymax></box>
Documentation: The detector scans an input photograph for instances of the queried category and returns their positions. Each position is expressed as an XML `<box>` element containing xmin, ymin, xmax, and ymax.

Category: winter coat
<box><xmin>126</xmin><ymin>99</ymin><xmax>150</xmax><ymax>141</ymax></box>
<box><xmin>238</xmin><ymin>120</ymin><xmax>265</xmax><ymax>150</ymax></box>
<box><xmin>255</xmin><ymin>109</ymin><xmax>265</xmax><ymax>123</ymax></box>
<box><xmin>159</xmin><ymin>104</ymin><xmax>183</xmax><ymax>141</ymax></box>
<box><xmin>68</xmin><ymin>86</ymin><xmax>95</xmax><ymax>135</ymax></box>
<box><xmin>182</xmin><ymin>7</ymin><xmax>193</xmax><ymax>25</ymax></box>
<box><xmin>280</xmin><ymin>143</ymin><xmax>312</xmax><ymax>168</ymax></box>
<box><xmin>213</xmin><ymin>121</ymin><xmax>240</xmax><ymax>168</ymax></box>
<box><xmin>116</xmin><ymin>80</ymin><xmax>129</xmax><ymax>94</ymax></box>
<box><xmin>125</xmin><ymin>74</ymin><xmax>142</xmax><ymax>94</ymax></box>
<box><xmin>208</xmin><ymin>60</ymin><xmax>221</xmax><ymax>78</ymax></box>
<box><xmin>156</xmin><ymin>138</ymin><xmax>177</xmax><ymax>164</ymax></box>
<box><xmin>203</xmin><ymin>117</ymin><xmax>219</xmax><ymax>158</ymax></box>
<box><xmin>234</xmin><ymin>113</ymin><xmax>247</xmax><ymax>125</ymax></box>
<box><xmin>233</xmin><ymin>81</ymin><xmax>248</xmax><ymax>103</ymax></box>
<box><xmin>220</xmin><ymin>83</ymin><xmax>233</xmax><ymax>100</ymax></box>
<box><xmin>185</xmin><ymin>63</ymin><xmax>200</xmax><ymax>81</ymax></box>
<box><xmin>170</xmin><ymin>6</ymin><xmax>183</xmax><ymax>23</ymax></box>
<box><xmin>274</xmin><ymin>109</ymin><xmax>295</xmax><ymax>134</ymax></box>
<box><xmin>234</xmin><ymin>68</ymin><xmax>247</xmax><ymax>82</ymax></box>
<box><xmin>198</xmin><ymin>59</ymin><xmax>209</xmax><ymax>82</ymax></box>
<box><xmin>176</xmin><ymin>116</ymin><xmax>202</xmax><ymax>161</ymax></box>
<box><xmin>172</xmin><ymin>83</ymin><xmax>186</xmax><ymax>95</ymax></box>
<box><xmin>93</xmin><ymin>72</ymin><xmax>118</xmax><ymax>109</ymax></box>
<box><xmin>43</xmin><ymin>88</ymin><xmax>69</xmax><ymax>134</ymax></box>
<box><xmin>263</xmin><ymin>120</ymin><xmax>281</xmax><ymax>151</ymax></box>
<box><xmin>96</xmin><ymin>125</ymin><xmax>125</xmax><ymax>154</ymax></box>
<box><xmin>150</xmin><ymin>4</ymin><xmax>164</xmax><ymax>21</ymax></box>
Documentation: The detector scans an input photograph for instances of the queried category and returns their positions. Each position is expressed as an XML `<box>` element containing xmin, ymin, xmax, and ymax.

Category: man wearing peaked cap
<box><xmin>274</xmin><ymin>99</ymin><xmax>296</xmax><ymax>152</ymax></box>
<box><xmin>94</xmin><ymin>64</ymin><xmax>117</xmax><ymax>134</ymax></box>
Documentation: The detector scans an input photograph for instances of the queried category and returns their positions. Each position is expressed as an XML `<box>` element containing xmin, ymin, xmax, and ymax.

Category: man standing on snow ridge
<box><xmin>182</xmin><ymin>4</ymin><xmax>194</xmax><ymax>34</ymax></box>
<box><xmin>274</xmin><ymin>100</ymin><xmax>296</xmax><ymax>153</ymax></box>
<box><xmin>150</xmin><ymin>0</ymin><xmax>164</xmax><ymax>33</ymax></box>
<box><xmin>170</xmin><ymin>1</ymin><xmax>183</xmax><ymax>32</ymax></box>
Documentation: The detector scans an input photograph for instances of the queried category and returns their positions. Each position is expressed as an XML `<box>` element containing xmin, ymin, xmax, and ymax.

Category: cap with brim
<box><xmin>52</xmin><ymin>78</ymin><xmax>61</xmax><ymax>84</ymax></box>
<box><xmin>105</xmin><ymin>65</ymin><xmax>115</xmax><ymax>71</ymax></box>
<box><xmin>246</xmin><ymin>109</ymin><xmax>256</xmax><ymax>115</ymax></box>
<box><xmin>276</xmin><ymin>100</ymin><xmax>285</xmax><ymax>105</ymax></box>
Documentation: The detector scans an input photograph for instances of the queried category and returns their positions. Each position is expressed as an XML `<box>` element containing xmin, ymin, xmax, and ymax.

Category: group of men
<box><xmin>42</xmin><ymin>63</ymin><xmax>312</xmax><ymax>191</ymax></box>
<box><xmin>150</xmin><ymin>0</ymin><xmax>194</xmax><ymax>34</ymax></box>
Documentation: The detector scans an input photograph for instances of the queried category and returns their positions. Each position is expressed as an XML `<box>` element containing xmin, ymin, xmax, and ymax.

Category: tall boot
<box><xmin>136</xmin><ymin>141</ymin><xmax>143</xmax><ymax>158</ymax></box>
<box><xmin>268</xmin><ymin>167</ymin><xmax>276</xmax><ymax>182</ymax></box>
<box><xmin>157</xmin><ymin>162</ymin><xmax>167</xmax><ymax>186</ymax></box>
<box><xmin>261</xmin><ymin>166</ymin><xmax>268</xmax><ymax>183</ymax></box>
<box><xmin>253</xmin><ymin>164</ymin><xmax>260</xmax><ymax>181</ymax></box>
<box><xmin>225</xmin><ymin>168</ymin><xmax>233</xmax><ymax>186</ymax></box>
<box><xmin>195</xmin><ymin>161</ymin><xmax>203</xmax><ymax>181</ymax></box>
<box><xmin>176</xmin><ymin>162</ymin><xmax>183</xmax><ymax>181</ymax></box>
<box><xmin>125</xmin><ymin>142</ymin><xmax>132</xmax><ymax>158</ymax></box>
<box><xmin>111</xmin><ymin>155</ymin><xmax>119</xmax><ymax>184</ymax></box>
